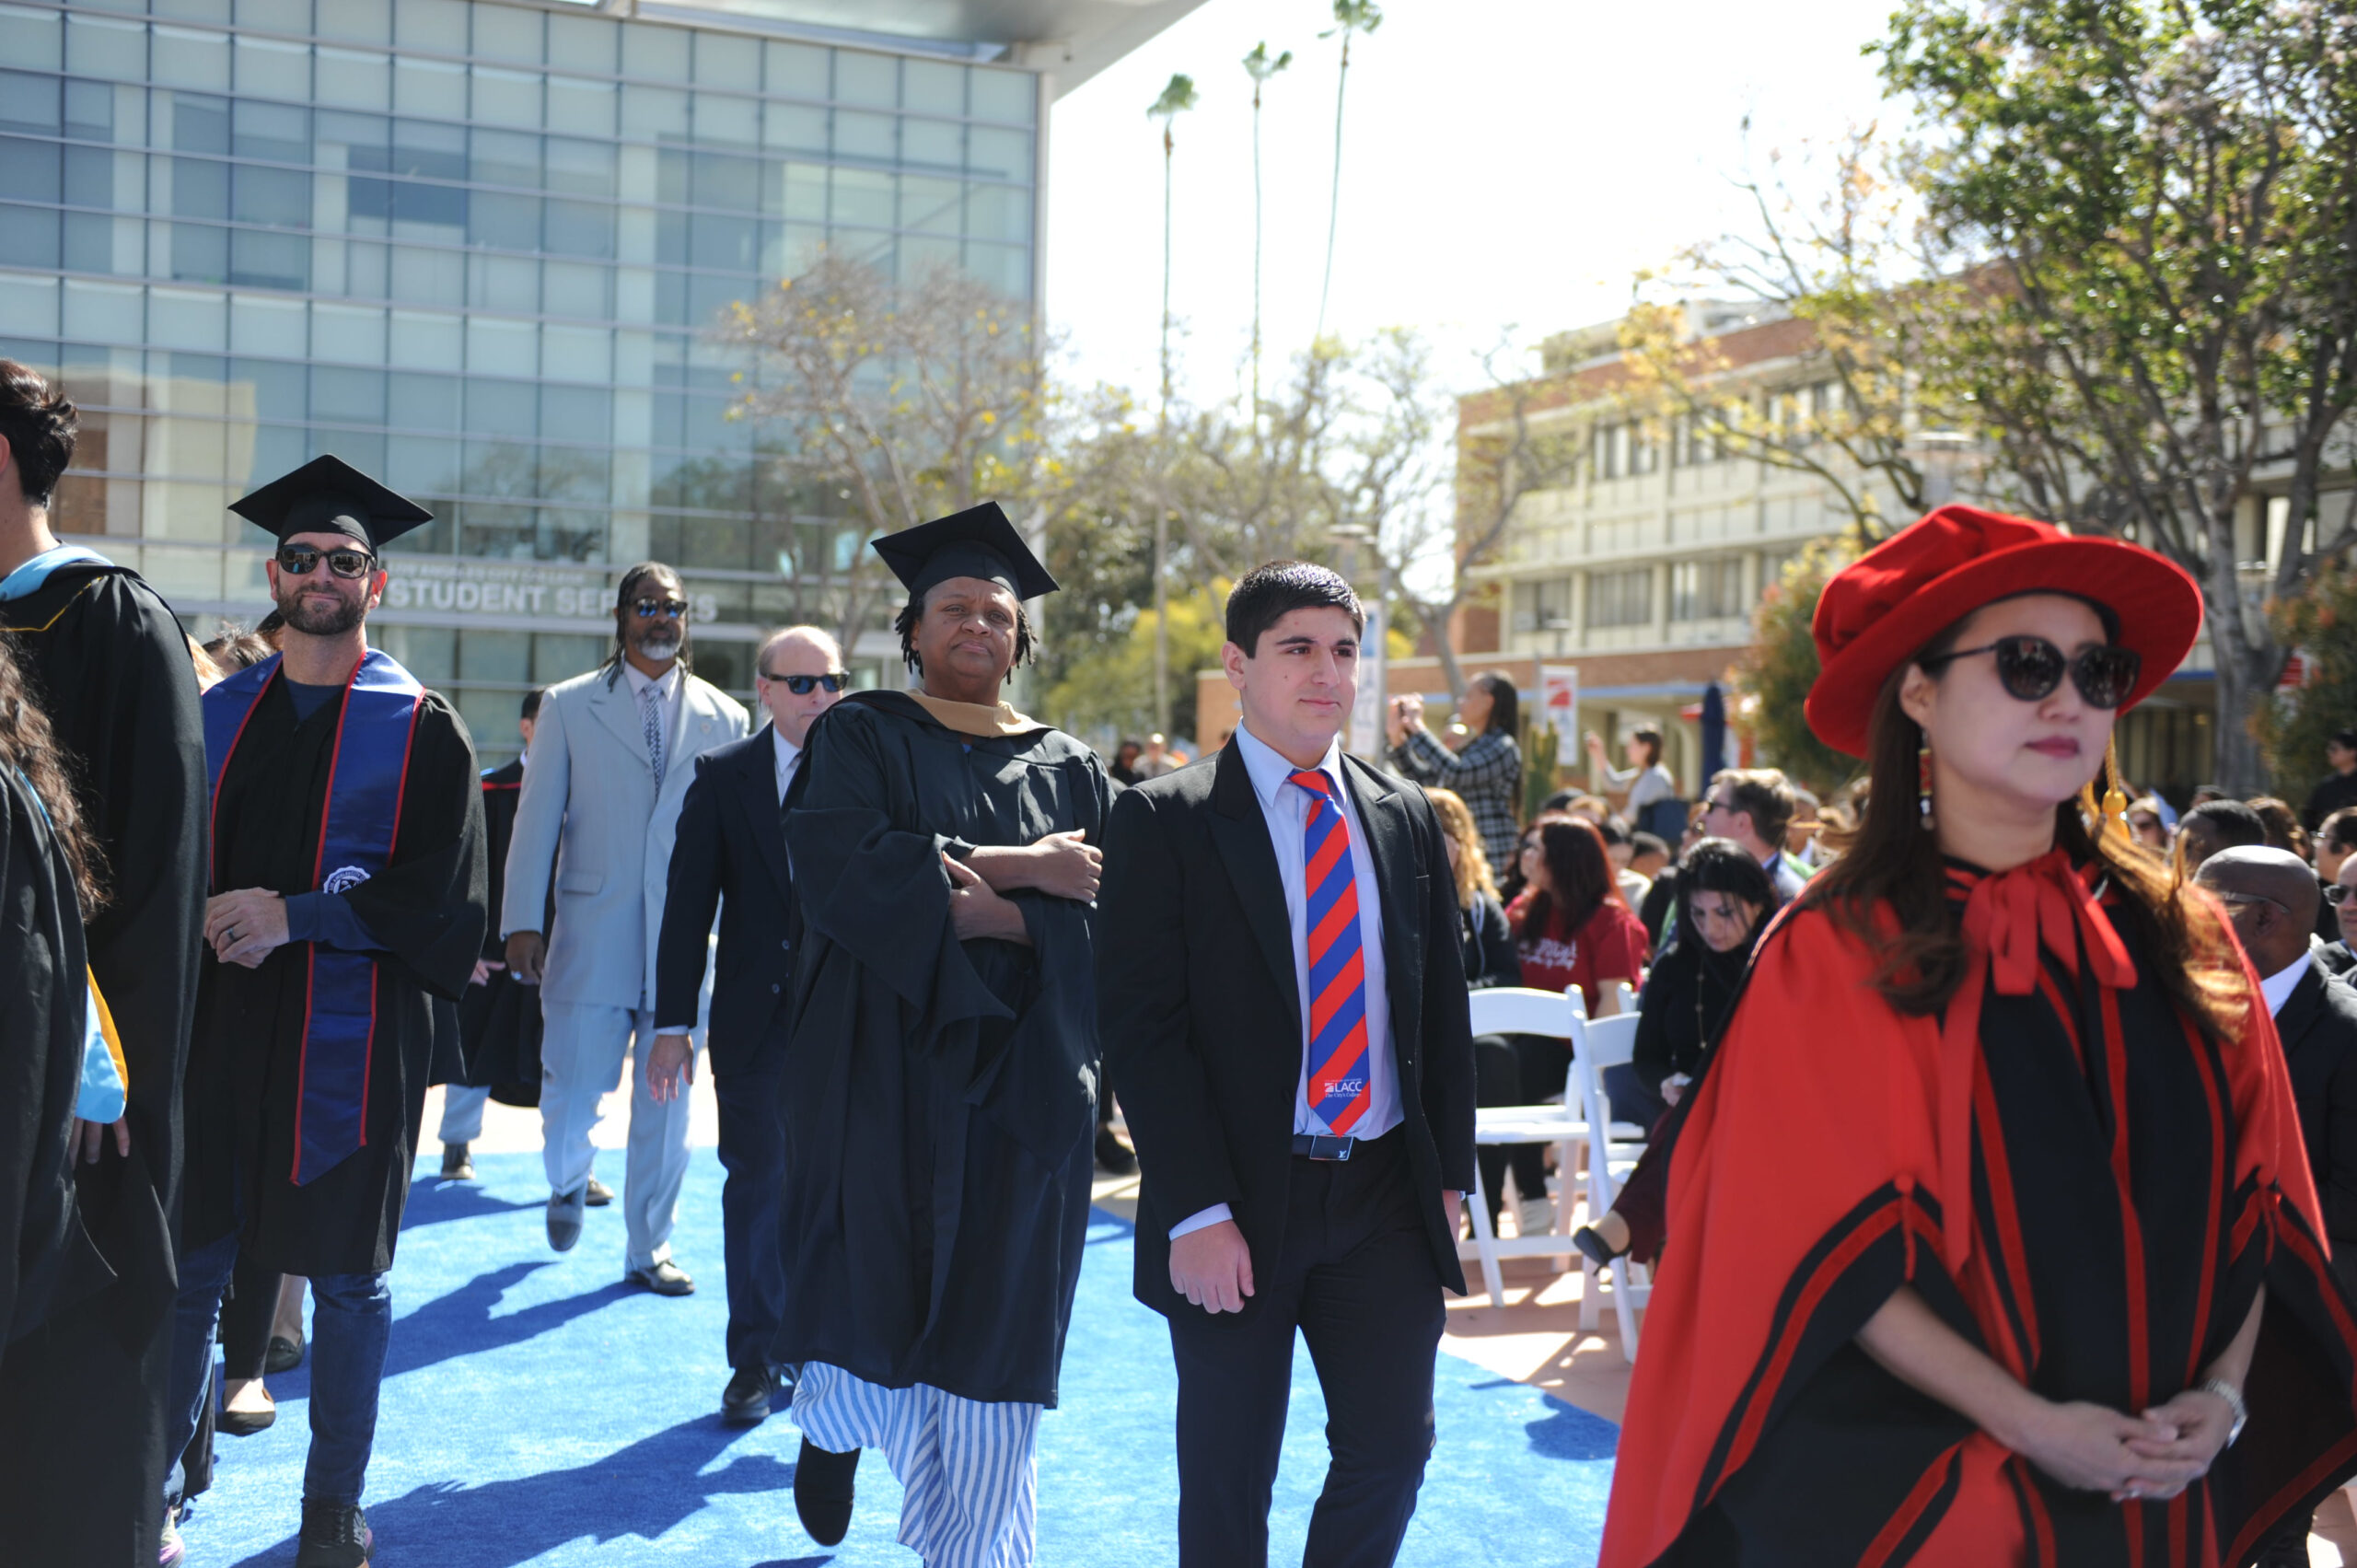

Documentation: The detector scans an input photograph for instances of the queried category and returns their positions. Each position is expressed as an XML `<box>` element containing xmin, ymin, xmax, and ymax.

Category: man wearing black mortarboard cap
<box><xmin>779</xmin><ymin>502</ymin><xmax>1114</xmax><ymax>1563</ymax></box>
<box><xmin>164</xmin><ymin>455</ymin><xmax>486</xmax><ymax>1568</ymax></box>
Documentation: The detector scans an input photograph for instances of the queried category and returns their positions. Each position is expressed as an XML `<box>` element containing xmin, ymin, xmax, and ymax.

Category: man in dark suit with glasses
<box><xmin>652</xmin><ymin>626</ymin><xmax>845</xmax><ymax>1423</ymax></box>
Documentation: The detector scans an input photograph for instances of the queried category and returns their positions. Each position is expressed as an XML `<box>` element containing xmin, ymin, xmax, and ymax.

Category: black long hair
<box><xmin>1518</xmin><ymin>816</ymin><xmax>1620</xmax><ymax>941</ymax></box>
<box><xmin>0</xmin><ymin>635</ymin><xmax>104</xmax><ymax>912</ymax></box>
<box><xmin>1470</xmin><ymin>670</ymin><xmax>1520</xmax><ymax>738</ymax></box>
<box><xmin>1672</xmin><ymin>836</ymin><xmax>1774</xmax><ymax>958</ymax></box>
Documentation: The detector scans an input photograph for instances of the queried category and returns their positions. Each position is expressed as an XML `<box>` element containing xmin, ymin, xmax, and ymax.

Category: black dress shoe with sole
<box><xmin>721</xmin><ymin>1364</ymin><xmax>778</xmax><ymax>1424</ymax></box>
<box><xmin>623</xmin><ymin>1259</ymin><xmax>694</xmax><ymax>1295</ymax></box>
<box><xmin>794</xmin><ymin>1438</ymin><xmax>860</xmax><ymax>1547</ymax></box>
<box><xmin>1093</xmin><ymin>1126</ymin><xmax>1137</xmax><ymax>1175</ymax></box>
<box><xmin>439</xmin><ymin>1141</ymin><xmax>474</xmax><ymax>1180</ymax></box>
<box><xmin>218</xmin><ymin>1404</ymin><xmax>276</xmax><ymax>1436</ymax></box>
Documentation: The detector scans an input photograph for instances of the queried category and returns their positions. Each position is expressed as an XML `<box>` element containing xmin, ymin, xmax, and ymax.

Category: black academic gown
<box><xmin>0</xmin><ymin>560</ymin><xmax>204</xmax><ymax>1568</ymax></box>
<box><xmin>779</xmin><ymin>691</ymin><xmax>1112</xmax><ymax>1408</ymax></box>
<box><xmin>185</xmin><ymin>679</ymin><xmax>485</xmax><ymax>1277</ymax></box>
<box><xmin>458</xmin><ymin>758</ymin><xmax>544</xmax><ymax>1102</ymax></box>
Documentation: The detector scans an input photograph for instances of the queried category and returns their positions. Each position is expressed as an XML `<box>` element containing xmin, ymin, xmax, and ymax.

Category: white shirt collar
<box><xmin>621</xmin><ymin>659</ymin><xmax>680</xmax><ymax>701</ymax></box>
<box><xmin>1232</xmin><ymin>721</ymin><xmax>1343</xmax><ymax>813</ymax></box>
<box><xmin>771</xmin><ymin>723</ymin><xmax>802</xmax><ymax>773</ymax></box>
<box><xmin>2261</xmin><ymin>950</ymin><xmax>2314</xmax><ymax>1018</ymax></box>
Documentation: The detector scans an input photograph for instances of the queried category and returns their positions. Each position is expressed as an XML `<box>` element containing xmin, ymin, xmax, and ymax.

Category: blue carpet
<box><xmin>182</xmin><ymin>1150</ymin><xmax>1616</xmax><ymax>1566</ymax></box>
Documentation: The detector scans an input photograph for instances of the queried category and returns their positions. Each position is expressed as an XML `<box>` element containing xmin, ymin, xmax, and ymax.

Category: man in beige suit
<box><xmin>502</xmin><ymin>562</ymin><xmax>749</xmax><ymax>1293</ymax></box>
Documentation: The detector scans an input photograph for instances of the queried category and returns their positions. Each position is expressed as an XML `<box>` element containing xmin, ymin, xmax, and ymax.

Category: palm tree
<box><xmin>1146</xmin><ymin>73</ymin><xmax>1198</xmax><ymax>735</ymax></box>
<box><xmin>1243</xmin><ymin>42</ymin><xmax>1292</xmax><ymax>440</ymax></box>
<box><xmin>1315</xmin><ymin>1</ymin><xmax>1382</xmax><ymax>343</ymax></box>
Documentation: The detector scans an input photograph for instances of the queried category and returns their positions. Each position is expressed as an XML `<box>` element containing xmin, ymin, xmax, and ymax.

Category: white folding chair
<box><xmin>1459</xmin><ymin>986</ymin><xmax>1589</xmax><ymax>1308</ymax></box>
<box><xmin>1572</xmin><ymin>1010</ymin><xmax>1651</xmax><ymax>1359</ymax></box>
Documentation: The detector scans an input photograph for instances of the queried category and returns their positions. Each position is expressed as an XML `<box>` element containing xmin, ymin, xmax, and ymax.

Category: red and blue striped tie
<box><xmin>1290</xmin><ymin>769</ymin><xmax>1372</xmax><ymax>1134</ymax></box>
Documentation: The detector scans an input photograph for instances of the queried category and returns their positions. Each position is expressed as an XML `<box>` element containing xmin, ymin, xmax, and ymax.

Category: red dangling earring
<box><xmin>1918</xmin><ymin>738</ymin><xmax>1935</xmax><ymax>831</ymax></box>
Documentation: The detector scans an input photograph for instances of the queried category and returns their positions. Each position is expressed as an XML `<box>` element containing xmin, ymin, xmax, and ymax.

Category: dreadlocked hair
<box><xmin>604</xmin><ymin>562</ymin><xmax>691</xmax><ymax>675</ymax></box>
<box><xmin>893</xmin><ymin>585</ymin><xmax>1037</xmax><ymax>679</ymax></box>
<box><xmin>0</xmin><ymin>635</ymin><xmax>106</xmax><ymax>912</ymax></box>
<box><xmin>1807</xmin><ymin>656</ymin><xmax>2247</xmax><ymax>1042</ymax></box>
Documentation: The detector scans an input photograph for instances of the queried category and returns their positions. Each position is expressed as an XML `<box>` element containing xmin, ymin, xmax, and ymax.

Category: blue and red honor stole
<box><xmin>1289</xmin><ymin>769</ymin><xmax>1374</xmax><ymax>1134</ymax></box>
<box><xmin>203</xmin><ymin>650</ymin><xmax>427</xmax><ymax>1185</ymax></box>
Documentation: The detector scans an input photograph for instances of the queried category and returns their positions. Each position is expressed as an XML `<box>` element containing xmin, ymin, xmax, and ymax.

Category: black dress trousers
<box><xmin>1163</xmin><ymin>1128</ymin><xmax>1446</xmax><ymax>1568</ymax></box>
<box><xmin>714</xmin><ymin>1055</ymin><xmax>789</xmax><ymax>1369</ymax></box>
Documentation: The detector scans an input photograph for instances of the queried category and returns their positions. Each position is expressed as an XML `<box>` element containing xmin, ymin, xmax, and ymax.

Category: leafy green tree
<box><xmin>1879</xmin><ymin>0</ymin><xmax>2357</xmax><ymax>793</ymax></box>
<box><xmin>1734</xmin><ymin>539</ymin><xmax>1859</xmax><ymax>796</ymax></box>
<box><xmin>2257</xmin><ymin>562</ymin><xmax>2357</xmax><ymax>802</ymax></box>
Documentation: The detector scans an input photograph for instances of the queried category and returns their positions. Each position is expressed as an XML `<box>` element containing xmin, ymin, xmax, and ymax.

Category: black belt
<box><xmin>1291</xmin><ymin>1132</ymin><xmax>1357</xmax><ymax>1161</ymax></box>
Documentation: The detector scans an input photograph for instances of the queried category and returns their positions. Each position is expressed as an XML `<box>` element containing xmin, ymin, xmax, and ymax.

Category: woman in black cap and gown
<box><xmin>779</xmin><ymin>502</ymin><xmax>1113</xmax><ymax>1567</ymax></box>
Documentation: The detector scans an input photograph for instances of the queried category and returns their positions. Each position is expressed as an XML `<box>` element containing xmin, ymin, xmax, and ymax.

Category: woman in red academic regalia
<box><xmin>1601</xmin><ymin>506</ymin><xmax>2357</xmax><ymax>1567</ymax></box>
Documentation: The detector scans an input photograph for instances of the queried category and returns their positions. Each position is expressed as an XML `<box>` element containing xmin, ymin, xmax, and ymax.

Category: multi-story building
<box><xmin>1216</xmin><ymin>304</ymin><xmax>2237</xmax><ymax>805</ymax></box>
<box><xmin>0</xmin><ymin>0</ymin><xmax>1198</xmax><ymax>761</ymax></box>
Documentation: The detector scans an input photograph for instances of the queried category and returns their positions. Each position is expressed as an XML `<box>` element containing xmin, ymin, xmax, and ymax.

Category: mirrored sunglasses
<box><xmin>633</xmin><ymin>597</ymin><xmax>690</xmax><ymax>620</ymax></box>
<box><xmin>275</xmin><ymin>544</ymin><xmax>377</xmax><ymax>579</ymax></box>
<box><xmin>1919</xmin><ymin>634</ymin><xmax>2141</xmax><ymax>709</ymax></box>
<box><xmin>762</xmin><ymin>670</ymin><xmax>849</xmax><ymax>694</ymax></box>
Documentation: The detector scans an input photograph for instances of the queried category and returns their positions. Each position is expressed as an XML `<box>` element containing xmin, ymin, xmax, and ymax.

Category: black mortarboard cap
<box><xmin>228</xmin><ymin>454</ymin><xmax>434</xmax><ymax>552</ymax></box>
<box><xmin>871</xmin><ymin>502</ymin><xmax>1058</xmax><ymax>601</ymax></box>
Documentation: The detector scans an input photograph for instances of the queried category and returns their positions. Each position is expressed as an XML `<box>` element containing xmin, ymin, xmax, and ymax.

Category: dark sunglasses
<box><xmin>274</xmin><ymin>543</ymin><xmax>377</xmax><ymax>579</ymax></box>
<box><xmin>761</xmin><ymin>670</ymin><xmax>849</xmax><ymax>694</ymax></box>
<box><xmin>632</xmin><ymin>597</ymin><xmax>690</xmax><ymax>620</ymax></box>
<box><xmin>2328</xmin><ymin>885</ymin><xmax>2353</xmax><ymax>909</ymax></box>
<box><xmin>1919</xmin><ymin>634</ymin><xmax>2141</xmax><ymax>709</ymax></box>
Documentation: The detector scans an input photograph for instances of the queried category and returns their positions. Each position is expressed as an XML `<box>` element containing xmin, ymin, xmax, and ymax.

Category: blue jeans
<box><xmin>165</xmin><ymin>1228</ymin><xmax>393</xmax><ymax>1513</ymax></box>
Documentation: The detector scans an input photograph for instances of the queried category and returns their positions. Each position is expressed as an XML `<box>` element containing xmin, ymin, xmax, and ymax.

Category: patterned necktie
<box><xmin>1289</xmin><ymin>769</ymin><xmax>1372</xmax><ymax>1134</ymax></box>
<box><xmin>639</xmin><ymin>681</ymin><xmax>667</xmax><ymax>789</ymax></box>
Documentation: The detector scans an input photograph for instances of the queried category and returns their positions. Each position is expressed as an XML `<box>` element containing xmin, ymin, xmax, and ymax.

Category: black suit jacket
<box><xmin>479</xmin><ymin>760</ymin><xmax>525</xmax><ymax>958</ymax></box>
<box><xmin>655</xmin><ymin>724</ymin><xmax>805</xmax><ymax>1075</ymax></box>
<box><xmin>2277</xmin><ymin>959</ymin><xmax>2357</xmax><ymax>1289</ymax></box>
<box><xmin>1098</xmin><ymin>742</ymin><xmax>1478</xmax><ymax>1318</ymax></box>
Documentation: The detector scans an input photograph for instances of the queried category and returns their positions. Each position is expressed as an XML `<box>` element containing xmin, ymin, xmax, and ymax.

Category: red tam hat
<box><xmin>1805</xmin><ymin>505</ymin><xmax>2201</xmax><ymax>759</ymax></box>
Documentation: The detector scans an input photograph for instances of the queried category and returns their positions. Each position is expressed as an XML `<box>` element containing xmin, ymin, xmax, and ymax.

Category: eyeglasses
<box><xmin>274</xmin><ymin>543</ymin><xmax>377</xmax><ymax>579</ymax></box>
<box><xmin>2328</xmin><ymin>884</ymin><xmax>2354</xmax><ymax>908</ymax></box>
<box><xmin>761</xmin><ymin>670</ymin><xmax>849</xmax><ymax>694</ymax></box>
<box><xmin>1918</xmin><ymin>634</ymin><xmax>2142</xmax><ymax>709</ymax></box>
<box><xmin>1702</xmin><ymin>796</ymin><xmax>1738</xmax><ymax>815</ymax></box>
<box><xmin>633</xmin><ymin>597</ymin><xmax>690</xmax><ymax>620</ymax></box>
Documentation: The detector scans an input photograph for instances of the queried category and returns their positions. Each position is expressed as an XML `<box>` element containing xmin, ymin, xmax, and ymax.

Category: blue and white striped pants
<box><xmin>794</xmin><ymin>1361</ymin><xmax>1041</xmax><ymax>1568</ymax></box>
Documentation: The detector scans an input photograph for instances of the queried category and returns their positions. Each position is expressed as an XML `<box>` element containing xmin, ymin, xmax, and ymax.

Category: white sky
<box><xmin>1042</xmin><ymin>0</ymin><xmax>1907</xmax><ymax>411</ymax></box>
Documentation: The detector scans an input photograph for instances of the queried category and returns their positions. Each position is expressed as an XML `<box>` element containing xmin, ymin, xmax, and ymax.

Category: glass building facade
<box><xmin>0</xmin><ymin>0</ymin><xmax>1040</xmax><ymax>761</ymax></box>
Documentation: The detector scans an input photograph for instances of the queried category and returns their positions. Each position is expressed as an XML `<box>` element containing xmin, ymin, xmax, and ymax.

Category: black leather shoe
<box><xmin>439</xmin><ymin>1141</ymin><xmax>474</xmax><ymax>1180</ymax></box>
<box><xmin>294</xmin><ymin>1500</ymin><xmax>373</xmax><ymax>1568</ymax></box>
<box><xmin>721</xmin><ymin>1364</ymin><xmax>779</xmax><ymax>1425</ymax></box>
<box><xmin>584</xmin><ymin>1175</ymin><xmax>614</xmax><ymax>1207</ymax></box>
<box><xmin>547</xmin><ymin>1188</ymin><xmax>586</xmax><ymax>1252</ymax></box>
<box><xmin>794</xmin><ymin>1438</ymin><xmax>859</xmax><ymax>1547</ymax></box>
<box><xmin>624</xmin><ymin>1259</ymin><xmax>694</xmax><ymax>1295</ymax></box>
<box><xmin>1093</xmin><ymin>1126</ymin><xmax>1137</xmax><ymax>1175</ymax></box>
<box><xmin>264</xmin><ymin>1332</ymin><xmax>305</xmax><ymax>1375</ymax></box>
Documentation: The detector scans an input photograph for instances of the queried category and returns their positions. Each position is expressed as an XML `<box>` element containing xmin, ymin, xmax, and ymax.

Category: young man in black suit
<box><xmin>1098</xmin><ymin>560</ymin><xmax>1477</xmax><ymax>1568</ymax></box>
<box><xmin>650</xmin><ymin>625</ymin><xmax>844</xmax><ymax>1423</ymax></box>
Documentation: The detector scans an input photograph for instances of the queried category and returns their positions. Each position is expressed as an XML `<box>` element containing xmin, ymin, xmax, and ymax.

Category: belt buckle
<box><xmin>1311</xmin><ymin>1133</ymin><xmax>1353</xmax><ymax>1162</ymax></box>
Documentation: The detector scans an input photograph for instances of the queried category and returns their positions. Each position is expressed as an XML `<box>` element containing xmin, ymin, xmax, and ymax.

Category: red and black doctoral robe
<box><xmin>1602</xmin><ymin>851</ymin><xmax>2357</xmax><ymax>1567</ymax></box>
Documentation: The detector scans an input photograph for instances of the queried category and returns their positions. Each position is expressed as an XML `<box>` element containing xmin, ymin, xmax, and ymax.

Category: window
<box><xmin>1586</xmin><ymin>566</ymin><xmax>1654</xmax><ymax>629</ymax></box>
<box><xmin>1511</xmin><ymin>575</ymin><xmax>1574</xmax><ymax>634</ymax></box>
<box><xmin>1674</xmin><ymin>412</ymin><xmax>1720</xmax><ymax>467</ymax></box>
<box><xmin>1669</xmin><ymin>557</ymin><xmax>1746</xmax><ymax>621</ymax></box>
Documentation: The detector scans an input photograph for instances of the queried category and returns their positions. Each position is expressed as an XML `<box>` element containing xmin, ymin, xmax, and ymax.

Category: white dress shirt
<box><xmin>1169</xmin><ymin>721</ymin><xmax>1400</xmax><ymax>1240</ymax></box>
<box><xmin>2262</xmin><ymin>950</ymin><xmax>2314</xmax><ymax>1019</ymax></box>
<box><xmin>771</xmin><ymin>724</ymin><xmax>803</xmax><ymax>806</ymax></box>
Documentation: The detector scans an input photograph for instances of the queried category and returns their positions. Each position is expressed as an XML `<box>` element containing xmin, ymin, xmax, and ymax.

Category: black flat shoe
<box><xmin>294</xmin><ymin>1501</ymin><xmax>373</xmax><ymax>1568</ymax></box>
<box><xmin>721</xmin><ymin>1364</ymin><xmax>779</xmax><ymax>1425</ymax></box>
<box><xmin>264</xmin><ymin>1333</ymin><xmax>305</xmax><ymax>1375</ymax></box>
<box><xmin>1093</xmin><ymin>1127</ymin><xmax>1137</xmax><ymax>1176</ymax></box>
<box><xmin>794</xmin><ymin>1437</ymin><xmax>860</xmax><ymax>1547</ymax></box>
<box><xmin>1573</xmin><ymin>1225</ymin><xmax>1625</xmax><ymax>1269</ymax></box>
<box><xmin>218</xmin><ymin>1405</ymin><xmax>275</xmax><ymax>1437</ymax></box>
